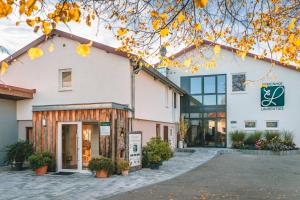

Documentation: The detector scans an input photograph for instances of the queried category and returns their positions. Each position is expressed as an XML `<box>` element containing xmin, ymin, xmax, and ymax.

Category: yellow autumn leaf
<box><xmin>151</xmin><ymin>11</ymin><xmax>158</xmax><ymax>18</ymax></box>
<box><xmin>172</xmin><ymin>21</ymin><xmax>178</xmax><ymax>29</ymax></box>
<box><xmin>26</xmin><ymin>19</ymin><xmax>35</xmax><ymax>27</ymax></box>
<box><xmin>152</xmin><ymin>19</ymin><xmax>160</xmax><ymax>30</ymax></box>
<box><xmin>1</xmin><ymin>61</ymin><xmax>8</xmax><ymax>75</ymax></box>
<box><xmin>76</xmin><ymin>43</ymin><xmax>91</xmax><ymax>57</ymax></box>
<box><xmin>160</xmin><ymin>28</ymin><xmax>169</xmax><ymax>37</ymax></box>
<box><xmin>184</xmin><ymin>58</ymin><xmax>192</xmax><ymax>67</ymax></box>
<box><xmin>208</xmin><ymin>34</ymin><xmax>214</xmax><ymax>41</ymax></box>
<box><xmin>28</xmin><ymin>48</ymin><xmax>44</xmax><ymax>60</ymax></box>
<box><xmin>287</xmin><ymin>18</ymin><xmax>297</xmax><ymax>31</ymax></box>
<box><xmin>194</xmin><ymin>23</ymin><xmax>201</xmax><ymax>31</ymax></box>
<box><xmin>117</xmin><ymin>28</ymin><xmax>128</xmax><ymax>36</ymax></box>
<box><xmin>194</xmin><ymin>0</ymin><xmax>208</xmax><ymax>8</ymax></box>
<box><xmin>177</xmin><ymin>12</ymin><xmax>185</xmax><ymax>24</ymax></box>
<box><xmin>293</xmin><ymin>37</ymin><xmax>300</xmax><ymax>47</ymax></box>
<box><xmin>213</xmin><ymin>45</ymin><xmax>221</xmax><ymax>55</ymax></box>
<box><xmin>160</xmin><ymin>13</ymin><xmax>167</xmax><ymax>23</ymax></box>
<box><xmin>48</xmin><ymin>43</ymin><xmax>55</xmax><ymax>53</ymax></box>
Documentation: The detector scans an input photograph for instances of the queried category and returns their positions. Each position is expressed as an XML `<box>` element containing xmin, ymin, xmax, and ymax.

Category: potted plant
<box><xmin>6</xmin><ymin>141</ymin><xmax>33</xmax><ymax>170</ymax></box>
<box><xmin>28</xmin><ymin>152</ymin><xmax>52</xmax><ymax>175</ymax></box>
<box><xmin>88</xmin><ymin>157</ymin><xmax>114</xmax><ymax>178</ymax></box>
<box><xmin>118</xmin><ymin>159</ymin><xmax>130</xmax><ymax>176</ymax></box>
<box><xmin>149</xmin><ymin>154</ymin><xmax>161</xmax><ymax>170</ymax></box>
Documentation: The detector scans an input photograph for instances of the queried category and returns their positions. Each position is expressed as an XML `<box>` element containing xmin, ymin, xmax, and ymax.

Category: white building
<box><xmin>1</xmin><ymin>29</ymin><xmax>184</xmax><ymax>170</ymax></box>
<box><xmin>166</xmin><ymin>41</ymin><xmax>300</xmax><ymax>147</ymax></box>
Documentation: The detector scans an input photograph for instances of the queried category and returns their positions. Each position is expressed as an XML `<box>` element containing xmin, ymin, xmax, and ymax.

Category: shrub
<box><xmin>28</xmin><ymin>152</ymin><xmax>52</xmax><ymax>170</ymax></box>
<box><xmin>6</xmin><ymin>141</ymin><xmax>33</xmax><ymax>170</ymax></box>
<box><xmin>265</xmin><ymin>131</ymin><xmax>280</xmax><ymax>142</ymax></box>
<box><xmin>142</xmin><ymin>147</ymin><xmax>150</xmax><ymax>168</ymax></box>
<box><xmin>230</xmin><ymin>131</ymin><xmax>246</xmax><ymax>148</ymax></box>
<box><xmin>145</xmin><ymin>137</ymin><xmax>173</xmax><ymax>161</ymax></box>
<box><xmin>281</xmin><ymin>130</ymin><xmax>296</xmax><ymax>149</ymax></box>
<box><xmin>148</xmin><ymin>154</ymin><xmax>161</xmax><ymax>164</ymax></box>
<box><xmin>88</xmin><ymin>157</ymin><xmax>114</xmax><ymax>176</ymax></box>
<box><xmin>244</xmin><ymin>132</ymin><xmax>262</xmax><ymax>147</ymax></box>
<box><xmin>118</xmin><ymin>159</ymin><xmax>129</xmax><ymax>171</ymax></box>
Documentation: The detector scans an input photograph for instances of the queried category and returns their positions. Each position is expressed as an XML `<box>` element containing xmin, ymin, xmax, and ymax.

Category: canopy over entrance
<box><xmin>0</xmin><ymin>84</ymin><xmax>36</xmax><ymax>100</ymax></box>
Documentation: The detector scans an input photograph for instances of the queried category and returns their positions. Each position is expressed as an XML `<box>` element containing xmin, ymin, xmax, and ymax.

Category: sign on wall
<box><xmin>129</xmin><ymin>133</ymin><xmax>142</xmax><ymax>167</ymax></box>
<box><xmin>99</xmin><ymin>122</ymin><xmax>111</xmax><ymax>136</ymax></box>
<box><xmin>261</xmin><ymin>83</ymin><xmax>285</xmax><ymax>111</ymax></box>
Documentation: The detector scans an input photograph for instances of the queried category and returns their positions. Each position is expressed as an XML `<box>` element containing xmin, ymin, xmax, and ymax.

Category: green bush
<box><xmin>230</xmin><ymin>131</ymin><xmax>246</xmax><ymax>148</ymax></box>
<box><xmin>281</xmin><ymin>130</ymin><xmax>296</xmax><ymax>149</ymax></box>
<box><xmin>6</xmin><ymin>141</ymin><xmax>33</xmax><ymax>170</ymax></box>
<box><xmin>148</xmin><ymin>154</ymin><xmax>161</xmax><ymax>164</ymax></box>
<box><xmin>28</xmin><ymin>152</ymin><xmax>52</xmax><ymax>170</ymax></box>
<box><xmin>265</xmin><ymin>131</ymin><xmax>280</xmax><ymax>142</ymax></box>
<box><xmin>142</xmin><ymin>137</ymin><xmax>173</xmax><ymax>168</ymax></box>
<box><xmin>88</xmin><ymin>157</ymin><xmax>114</xmax><ymax>176</ymax></box>
<box><xmin>244</xmin><ymin>132</ymin><xmax>262</xmax><ymax>147</ymax></box>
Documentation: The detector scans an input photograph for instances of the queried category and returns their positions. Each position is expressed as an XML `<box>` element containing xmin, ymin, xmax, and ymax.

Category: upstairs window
<box><xmin>266</xmin><ymin>121</ymin><xmax>279</xmax><ymax>129</ymax></box>
<box><xmin>59</xmin><ymin>69</ymin><xmax>72</xmax><ymax>90</ymax></box>
<box><xmin>232</xmin><ymin>73</ymin><xmax>246</xmax><ymax>92</ymax></box>
<box><xmin>173</xmin><ymin>92</ymin><xmax>177</xmax><ymax>109</ymax></box>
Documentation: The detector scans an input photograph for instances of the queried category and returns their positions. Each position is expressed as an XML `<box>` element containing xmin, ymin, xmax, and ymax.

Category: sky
<box><xmin>0</xmin><ymin>19</ymin><xmax>119</xmax><ymax>61</ymax></box>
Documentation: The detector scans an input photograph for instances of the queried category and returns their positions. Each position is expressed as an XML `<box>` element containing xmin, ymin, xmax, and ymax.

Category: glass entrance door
<box><xmin>58</xmin><ymin>122</ymin><xmax>82</xmax><ymax>172</ymax></box>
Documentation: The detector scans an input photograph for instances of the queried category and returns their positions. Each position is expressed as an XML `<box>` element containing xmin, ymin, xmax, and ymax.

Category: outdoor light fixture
<box><xmin>42</xmin><ymin>118</ymin><xmax>47</xmax><ymax>127</ymax></box>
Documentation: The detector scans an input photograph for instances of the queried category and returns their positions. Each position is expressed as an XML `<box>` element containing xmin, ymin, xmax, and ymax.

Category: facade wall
<box><xmin>134</xmin><ymin>70</ymin><xmax>180</xmax><ymax>124</ymax></box>
<box><xmin>0</xmin><ymin>99</ymin><xmax>17</xmax><ymax>165</ymax></box>
<box><xmin>132</xmin><ymin>118</ymin><xmax>177</xmax><ymax>149</ymax></box>
<box><xmin>2</xmin><ymin>37</ymin><xmax>132</xmax><ymax>121</ymax></box>
<box><xmin>18</xmin><ymin>120</ymin><xmax>32</xmax><ymax>141</ymax></box>
<box><xmin>168</xmin><ymin>47</ymin><xmax>300</xmax><ymax>147</ymax></box>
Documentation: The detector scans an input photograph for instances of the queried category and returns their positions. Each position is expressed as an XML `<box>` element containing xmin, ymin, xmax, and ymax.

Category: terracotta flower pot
<box><xmin>35</xmin><ymin>165</ymin><xmax>48</xmax><ymax>176</ymax></box>
<box><xmin>95</xmin><ymin>170</ymin><xmax>108</xmax><ymax>178</ymax></box>
<box><xmin>121</xmin><ymin>169</ymin><xmax>129</xmax><ymax>176</ymax></box>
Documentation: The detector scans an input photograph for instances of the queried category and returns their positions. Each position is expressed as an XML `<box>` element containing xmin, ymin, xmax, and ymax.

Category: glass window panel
<box><xmin>217</xmin><ymin>95</ymin><xmax>226</xmax><ymax>105</ymax></box>
<box><xmin>190</xmin><ymin>113</ymin><xmax>202</xmax><ymax>118</ymax></box>
<box><xmin>217</xmin><ymin>112</ymin><xmax>226</xmax><ymax>118</ymax></box>
<box><xmin>190</xmin><ymin>77</ymin><xmax>202</xmax><ymax>94</ymax></box>
<box><xmin>203</xmin><ymin>95</ymin><xmax>216</xmax><ymax>105</ymax></box>
<box><xmin>181</xmin><ymin>113</ymin><xmax>189</xmax><ymax>119</ymax></box>
<box><xmin>266</xmin><ymin>121</ymin><xmax>278</xmax><ymax>128</ymax></box>
<box><xmin>180</xmin><ymin>77</ymin><xmax>190</xmax><ymax>93</ymax></box>
<box><xmin>190</xmin><ymin>95</ymin><xmax>202</xmax><ymax>106</ymax></box>
<box><xmin>62</xmin><ymin>71</ymin><xmax>72</xmax><ymax>88</ymax></box>
<box><xmin>245</xmin><ymin>121</ymin><xmax>256</xmax><ymax>128</ymax></box>
<box><xmin>205</xmin><ymin>112</ymin><xmax>217</xmax><ymax>118</ymax></box>
<box><xmin>190</xmin><ymin>120</ymin><xmax>200</xmax><ymax>126</ymax></box>
<box><xmin>232</xmin><ymin>74</ymin><xmax>246</xmax><ymax>92</ymax></box>
<box><xmin>217</xmin><ymin>75</ymin><xmax>226</xmax><ymax>93</ymax></box>
<box><xmin>204</xmin><ymin>76</ymin><xmax>216</xmax><ymax>93</ymax></box>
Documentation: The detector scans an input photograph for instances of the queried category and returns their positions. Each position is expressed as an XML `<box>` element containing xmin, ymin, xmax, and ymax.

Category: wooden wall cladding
<box><xmin>32</xmin><ymin>109</ymin><xmax>128</xmax><ymax>162</ymax></box>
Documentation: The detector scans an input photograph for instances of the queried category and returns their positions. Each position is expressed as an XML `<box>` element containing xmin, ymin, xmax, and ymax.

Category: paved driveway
<box><xmin>0</xmin><ymin>149</ymin><xmax>218</xmax><ymax>200</ymax></box>
<box><xmin>105</xmin><ymin>153</ymin><xmax>300</xmax><ymax>200</ymax></box>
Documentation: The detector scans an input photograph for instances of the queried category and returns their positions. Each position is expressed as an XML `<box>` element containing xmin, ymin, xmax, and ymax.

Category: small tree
<box><xmin>179</xmin><ymin>118</ymin><xmax>189</xmax><ymax>143</ymax></box>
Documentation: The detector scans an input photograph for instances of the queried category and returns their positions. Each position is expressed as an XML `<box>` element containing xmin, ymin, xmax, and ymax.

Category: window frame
<box><xmin>59</xmin><ymin>68</ymin><xmax>72</xmax><ymax>91</ymax></box>
<box><xmin>231</xmin><ymin>73</ymin><xmax>246</xmax><ymax>93</ymax></box>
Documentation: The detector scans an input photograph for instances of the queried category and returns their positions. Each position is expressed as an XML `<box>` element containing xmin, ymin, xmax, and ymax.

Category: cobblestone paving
<box><xmin>0</xmin><ymin>148</ymin><xmax>219</xmax><ymax>200</ymax></box>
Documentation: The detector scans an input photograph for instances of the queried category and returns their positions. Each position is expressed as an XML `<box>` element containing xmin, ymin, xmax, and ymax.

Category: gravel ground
<box><xmin>105</xmin><ymin>153</ymin><xmax>300</xmax><ymax>200</ymax></box>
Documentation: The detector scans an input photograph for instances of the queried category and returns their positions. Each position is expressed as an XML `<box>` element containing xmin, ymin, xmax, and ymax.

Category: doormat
<box><xmin>53</xmin><ymin>172</ymin><xmax>75</xmax><ymax>175</ymax></box>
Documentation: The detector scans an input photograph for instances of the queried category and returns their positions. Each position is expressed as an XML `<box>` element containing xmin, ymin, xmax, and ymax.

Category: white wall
<box><xmin>3</xmin><ymin>37</ymin><xmax>132</xmax><ymax>120</ymax></box>
<box><xmin>168</xmin><ymin>47</ymin><xmax>300</xmax><ymax>147</ymax></box>
<box><xmin>134</xmin><ymin>70</ymin><xmax>180</xmax><ymax>123</ymax></box>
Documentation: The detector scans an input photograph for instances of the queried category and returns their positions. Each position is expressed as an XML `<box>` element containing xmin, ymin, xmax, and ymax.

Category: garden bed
<box><xmin>236</xmin><ymin>149</ymin><xmax>300</xmax><ymax>156</ymax></box>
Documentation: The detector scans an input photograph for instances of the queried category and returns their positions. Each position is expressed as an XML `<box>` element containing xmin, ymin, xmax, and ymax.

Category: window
<box><xmin>204</xmin><ymin>76</ymin><xmax>216</xmax><ymax>93</ymax></box>
<box><xmin>266</xmin><ymin>121</ymin><xmax>278</xmax><ymax>129</ymax></box>
<box><xmin>173</xmin><ymin>92</ymin><xmax>177</xmax><ymax>109</ymax></box>
<box><xmin>190</xmin><ymin>77</ymin><xmax>202</xmax><ymax>94</ymax></box>
<box><xmin>245</xmin><ymin>121</ymin><xmax>256</xmax><ymax>129</ymax></box>
<box><xmin>59</xmin><ymin>69</ymin><xmax>72</xmax><ymax>90</ymax></box>
<box><xmin>217</xmin><ymin>75</ymin><xmax>226</xmax><ymax>93</ymax></box>
<box><xmin>190</xmin><ymin>95</ymin><xmax>202</xmax><ymax>106</ymax></box>
<box><xmin>217</xmin><ymin>95</ymin><xmax>226</xmax><ymax>105</ymax></box>
<box><xmin>232</xmin><ymin>73</ymin><xmax>246</xmax><ymax>92</ymax></box>
<box><xmin>203</xmin><ymin>95</ymin><xmax>216</xmax><ymax>105</ymax></box>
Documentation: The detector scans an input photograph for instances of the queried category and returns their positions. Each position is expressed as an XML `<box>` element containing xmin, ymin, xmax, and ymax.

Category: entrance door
<box><xmin>57</xmin><ymin>122</ymin><xmax>82</xmax><ymax>172</ymax></box>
